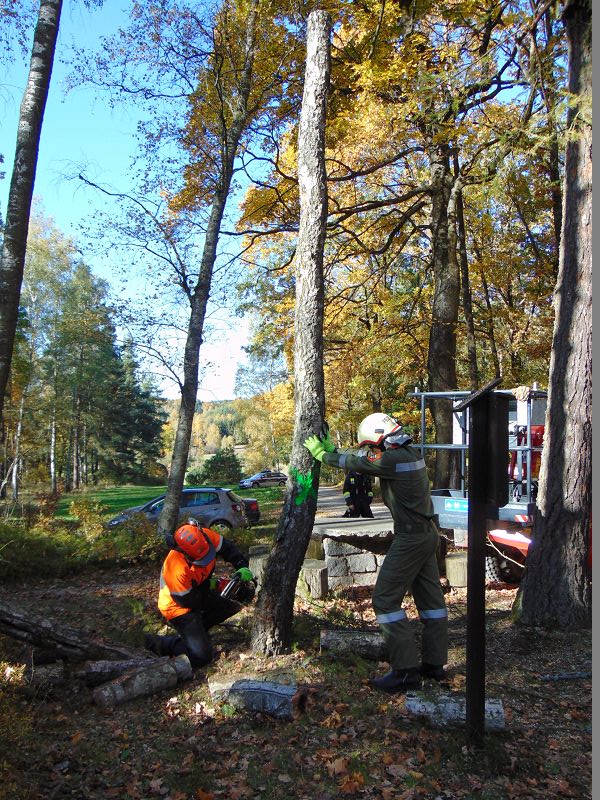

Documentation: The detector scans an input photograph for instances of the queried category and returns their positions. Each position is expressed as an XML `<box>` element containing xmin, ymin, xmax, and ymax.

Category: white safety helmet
<box><xmin>357</xmin><ymin>413</ymin><xmax>404</xmax><ymax>447</ymax></box>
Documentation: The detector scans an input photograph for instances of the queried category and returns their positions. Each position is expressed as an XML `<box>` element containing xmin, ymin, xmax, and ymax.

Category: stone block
<box><xmin>325</xmin><ymin>558</ymin><xmax>349</xmax><ymax>577</ymax></box>
<box><xmin>299</xmin><ymin>559</ymin><xmax>329</xmax><ymax>599</ymax></box>
<box><xmin>345</xmin><ymin>552</ymin><xmax>378</xmax><ymax>573</ymax></box>
<box><xmin>323</xmin><ymin>539</ymin><xmax>363</xmax><ymax>557</ymax></box>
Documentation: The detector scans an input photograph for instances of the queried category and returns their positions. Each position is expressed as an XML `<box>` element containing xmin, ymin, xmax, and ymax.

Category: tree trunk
<box><xmin>456</xmin><ymin>184</ymin><xmax>478</xmax><ymax>389</ymax></box>
<box><xmin>50</xmin><ymin>409</ymin><xmax>57</xmax><ymax>495</ymax></box>
<box><xmin>519</xmin><ymin>0</ymin><xmax>592</xmax><ymax>630</ymax></box>
<box><xmin>72</xmin><ymin>390</ymin><xmax>81</xmax><ymax>490</ymax></box>
<box><xmin>426</xmin><ymin>143</ymin><xmax>460</xmax><ymax>488</ymax></box>
<box><xmin>157</xmin><ymin>0</ymin><xmax>260</xmax><ymax>543</ymax></box>
<box><xmin>11</xmin><ymin>395</ymin><xmax>25</xmax><ymax>501</ymax></box>
<box><xmin>0</xmin><ymin>599</ymin><xmax>150</xmax><ymax>662</ymax></box>
<box><xmin>478</xmin><ymin>268</ymin><xmax>501</xmax><ymax>378</ymax></box>
<box><xmin>0</xmin><ymin>0</ymin><xmax>62</xmax><ymax>424</ymax></box>
<box><xmin>251</xmin><ymin>10</ymin><xmax>331</xmax><ymax>656</ymax></box>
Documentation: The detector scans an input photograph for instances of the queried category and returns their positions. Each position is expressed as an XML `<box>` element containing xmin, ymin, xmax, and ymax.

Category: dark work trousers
<box><xmin>161</xmin><ymin>593</ymin><xmax>242</xmax><ymax>667</ymax></box>
<box><xmin>372</xmin><ymin>520</ymin><xmax>448</xmax><ymax>670</ymax></box>
<box><xmin>344</xmin><ymin>495</ymin><xmax>374</xmax><ymax>518</ymax></box>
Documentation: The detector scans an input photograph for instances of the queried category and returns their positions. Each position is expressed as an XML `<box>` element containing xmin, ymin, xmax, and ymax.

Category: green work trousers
<box><xmin>372</xmin><ymin>521</ymin><xmax>448</xmax><ymax>670</ymax></box>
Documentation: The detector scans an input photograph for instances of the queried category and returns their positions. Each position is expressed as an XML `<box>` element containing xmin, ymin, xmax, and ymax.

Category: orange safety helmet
<box><xmin>173</xmin><ymin>521</ymin><xmax>215</xmax><ymax>565</ymax></box>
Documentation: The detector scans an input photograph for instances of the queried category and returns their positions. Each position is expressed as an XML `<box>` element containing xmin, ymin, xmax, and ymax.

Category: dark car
<box><xmin>239</xmin><ymin>470</ymin><xmax>287</xmax><ymax>489</ymax></box>
<box><xmin>242</xmin><ymin>497</ymin><xmax>261</xmax><ymax>526</ymax></box>
<box><xmin>107</xmin><ymin>487</ymin><xmax>249</xmax><ymax>533</ymax></box>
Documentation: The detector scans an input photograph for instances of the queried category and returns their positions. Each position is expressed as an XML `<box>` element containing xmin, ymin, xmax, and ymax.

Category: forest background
<box><xmin>0</xmin><ymin>0</ymin><xmax>567</xmax><ymax>502</ymax></box>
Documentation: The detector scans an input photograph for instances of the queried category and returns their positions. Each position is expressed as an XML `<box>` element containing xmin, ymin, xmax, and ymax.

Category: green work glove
<box><xmin>304</xmin><ymin>434</ymin><xmax>326</xmax><ymax>462</ymax></box>
<box><xmin>209</xmin><ymin>575</ymin><xmax>218</xmax><ymax>590</ymax></box>
<box><xmin>320</xmin><ymin>422</ymin><xmax>336</xmax><ymax>453</ymax></box>
<box><xmin>236</xmin><ymin>567</ymin><xmax>254</xmax><ymax>583</ymax></box>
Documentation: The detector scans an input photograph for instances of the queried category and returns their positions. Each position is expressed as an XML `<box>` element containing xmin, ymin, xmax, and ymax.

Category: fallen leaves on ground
<box><xmin>0</xmin><ymin>567</ymin><xmax>591</xmax><ymax>800</ymax></box>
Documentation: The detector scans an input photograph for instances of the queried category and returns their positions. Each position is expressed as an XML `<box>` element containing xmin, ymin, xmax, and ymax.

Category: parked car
<box><xmin>107</xmin><ymin>487</ymin><xmax>249</xmax><ymax>533</ymax></box>
<box><xmin>239</xmin><ymin>470</ymin><xmax>287</xmax><ymax>489</ymax></box>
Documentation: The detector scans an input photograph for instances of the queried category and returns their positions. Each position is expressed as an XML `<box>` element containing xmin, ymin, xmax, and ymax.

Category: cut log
<box><xmin>92</xmin><ymin>654</ymin><xmax>192</xmax><ymax>707</ymax></box>
<box><xmin>0</xmin><ymin>600</ymin><xmax>150</xmax><ymax>662</ymax></box>
<box><xmin>208</xmin><ymin>670</ymin><xmax>306</xmax><ymax>720</ymax></box>
<box><xmin>83</xmin><ymin>657</ymin><xmax>168</xmax><ymax>687</ymax></box>
<box><xmin>23</xmin><ymin>661</ymin><xmax>65</xmax><ymax>691</ymax></box>
<box><xmin>319</xmin><ymin>629</ymin><xmax>388</xmax><ymax>661</ymax></box>
<box><xmin>404</xmin><ymin>692</ymin><xmax>505</xmax><ymax>731</ymax></box>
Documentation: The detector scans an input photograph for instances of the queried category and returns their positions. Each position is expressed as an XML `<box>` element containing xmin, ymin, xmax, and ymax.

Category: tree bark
<box><xmin>251</xmin><ymin>10</ymin><xmax>331</xmax><ymax>656</ymax></box>
<box><xmin>0</xmin><ymin>0</ymin><xmax>62</xmax><ymax>425</ymax></box>
<box><xmin>519</xmin><ymin>0</ymin><xmax>592</xmax><ymax>630</ymax></box>
<box><xmin>83</xmin><ymin>657</ymin><xmax>168</xmax><ymax>687</ymax></box>
<box><xmin>456</xmin><ymin>185</ymin><xmax>478</xmax><ymax>390</ymax></box>
<box><xmin>426</xmin><ymin>143</ymin><xmax>460</xmax><ymax>488</ymax></box>
<box><xmin>92</xmin><ymin>655</ymin><xmax>192</xmax><ymax>707</ymax></box>
<box><xmin>0</xmin><ymin>599</ymin><xmax>150</xmax><ymax>662</ymax></box>
<box><xmin>319</xmin><ymin>629</ymin><xmax>388</xmax><ymax>661</ymax></box>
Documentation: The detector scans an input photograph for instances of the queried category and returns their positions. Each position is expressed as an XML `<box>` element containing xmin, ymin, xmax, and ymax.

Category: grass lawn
<box><xmin>55</xmin><ymin>485</ymin><xmax>168</xmax><ymax>518</ymax></box>
<box><xmin>54</xmin><ymin>484</ymin><xmax>285</xmax><ymax>550</ymax></box>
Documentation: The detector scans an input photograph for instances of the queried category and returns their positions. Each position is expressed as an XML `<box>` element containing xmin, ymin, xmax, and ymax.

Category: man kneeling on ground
<box><xmin>144</xmin><ymin>518</ymin><xmax>254</xmax><ymax>667</ymax></box>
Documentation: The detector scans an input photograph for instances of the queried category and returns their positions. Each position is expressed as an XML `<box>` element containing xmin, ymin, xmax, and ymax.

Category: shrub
<box><xmin>186</xmin><ymin>446</ymin><xmax>243</xmax><ymax>485</ymax></box>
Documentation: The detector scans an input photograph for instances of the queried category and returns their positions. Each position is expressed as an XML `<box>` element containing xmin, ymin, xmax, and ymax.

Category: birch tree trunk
<box><xmin>251</xmin><ymin>10</ymin><xmax>331</xmax><ymax>656</ymax></box>
<box><xmin>519</xmin><ymin>0</ymin><xmax>592</xmax><ymax>629</ymax></box>
<box><xmin>11</xmin><ymin>395</ymin><xmax>25</xmax><ymax>500</ymax></box>
<box><xmin>157</xmin><ymin>0</ymin><xmax>260</xmax><ymax>543</ymax></box>
<box><xmin>0</xmin><ymin>0</ymin><xmax>62</xmax><ymax>424</ymax></box>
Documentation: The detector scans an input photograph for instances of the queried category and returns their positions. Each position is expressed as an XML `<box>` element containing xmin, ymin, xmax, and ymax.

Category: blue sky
<box><xmin>0</xmin><ymin>2</ymin><xmax>250</xmax><ymax>401</ymax></box>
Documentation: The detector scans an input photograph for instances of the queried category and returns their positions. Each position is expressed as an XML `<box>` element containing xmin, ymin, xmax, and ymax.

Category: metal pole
<box><xmin>465</xmin><ymin>396</ymin><xmax>489</xmax><ymax>744</ymax></box>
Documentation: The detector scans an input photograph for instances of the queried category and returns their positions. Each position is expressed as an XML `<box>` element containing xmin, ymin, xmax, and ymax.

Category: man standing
<box><xmin>342</xmin><ymin>470</ymin><xmax>375</xmax><ymax>518</ymax></box>
<box><xmin>305</xmin><ymin>413</ymin><xmax>448</xmax><ymax>692</ymax></box>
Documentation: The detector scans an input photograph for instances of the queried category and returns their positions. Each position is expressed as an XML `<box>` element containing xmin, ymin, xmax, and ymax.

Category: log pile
<box><xmin>0</xmin><ymin>599</ymin><xmax>191</xmax><ymax>706</ymax></box>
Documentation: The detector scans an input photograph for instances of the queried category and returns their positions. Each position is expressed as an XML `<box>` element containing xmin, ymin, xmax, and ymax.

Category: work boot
<box><xmin>370</xmin><ymin>667</ymin><xmax>422</xmax><ymax>693</ymax></box>
<box><xmin>420</xmin><ymin>662</ymin><xmax>446</xmax><ymax>681</ymax></box>
<box><xmin>144</xmin><ymin>633</ymin><xmax>166</xmax><ymax>656</ymax></box>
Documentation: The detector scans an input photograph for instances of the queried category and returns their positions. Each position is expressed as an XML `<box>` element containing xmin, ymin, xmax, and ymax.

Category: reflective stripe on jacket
<box><xmin>324</xmin><ymin>445</ymin><xmax>434</xmax><ymax>530</ymax></box>
<box><xmin>158</xmin><ymin>528</ymin><xmax>223</xmax><ymax>620</ymax></box>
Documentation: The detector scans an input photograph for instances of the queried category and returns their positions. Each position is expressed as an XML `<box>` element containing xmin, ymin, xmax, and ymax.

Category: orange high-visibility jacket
<box><xmin>158</xmin><ymin>528</ymin><xmax>248</xmax><ymax>621</ymax></box>
<box><xmin>158</xmin><ymin>528</ymin><xmax>222</xmax><ymax>620</ymax></box>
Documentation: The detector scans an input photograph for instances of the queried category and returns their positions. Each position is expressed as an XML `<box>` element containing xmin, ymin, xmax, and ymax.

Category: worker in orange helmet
<box><xmin>144</xmin><ymin>518</ymin><xmax>253</xmax><ymax>667</ymax></box>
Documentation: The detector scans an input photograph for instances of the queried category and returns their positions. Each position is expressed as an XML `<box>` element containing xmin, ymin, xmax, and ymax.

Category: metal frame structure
<box><xmin>409</xmin><ymin>388</ymin><xmax>547</xmax><ymax>530</ymax></box>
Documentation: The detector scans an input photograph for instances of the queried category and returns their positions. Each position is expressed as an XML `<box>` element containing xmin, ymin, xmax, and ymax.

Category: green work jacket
<box><xmin>323</xmin><ymin>444</ymin><xmax>434</xmax><ymax>532</ymax></box>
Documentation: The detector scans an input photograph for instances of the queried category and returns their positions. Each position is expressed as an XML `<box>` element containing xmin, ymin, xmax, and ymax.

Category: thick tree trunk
<box><xmin>519</xmin><ymin>0</ymin><xmax>592</xmax><ymax>630</ymax></box>
<box><xmin>251</xmin><ymin>10</ymin><xmax>331</xmax><ymax>656</ymax></box>
<box><xmin>426</xmin><ymin>144</ymin><xmax>460</xmax><ymax>488</ymax></box>
<box><xmin>0</xmin><ymin>0</ymin><xmax>62</xmax><ymax>424</ymax></box>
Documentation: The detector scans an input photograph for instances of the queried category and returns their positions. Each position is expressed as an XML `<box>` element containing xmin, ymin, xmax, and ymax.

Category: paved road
<box><xmin>316</xmin><ymin>484</ymin><xmax>389</xmax><ymax>520</ymax></box>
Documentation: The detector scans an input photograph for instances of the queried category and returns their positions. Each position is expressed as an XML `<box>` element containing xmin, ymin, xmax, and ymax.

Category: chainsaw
<box><xmin>216</xmin><ymin>573</ymin><xmax>257</xmax><ymax>603</ymax></box>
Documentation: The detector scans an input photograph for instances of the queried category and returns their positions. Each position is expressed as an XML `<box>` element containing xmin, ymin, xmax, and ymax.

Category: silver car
<box><xmin>239</xmin><ymin>470</ymin><xmax>288</xmax><ymax>489</ymax></box>
<box><xmin>107</xmin><ymin>487</ymin><xmax>248</xmax><ymax>533</ymax></box>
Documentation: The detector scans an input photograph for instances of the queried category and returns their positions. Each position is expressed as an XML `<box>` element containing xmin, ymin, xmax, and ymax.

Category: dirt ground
<box><xmin>0</xmin><ymin>564</ymin><xmax>592</xmax><ymax>800</ymax></box>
